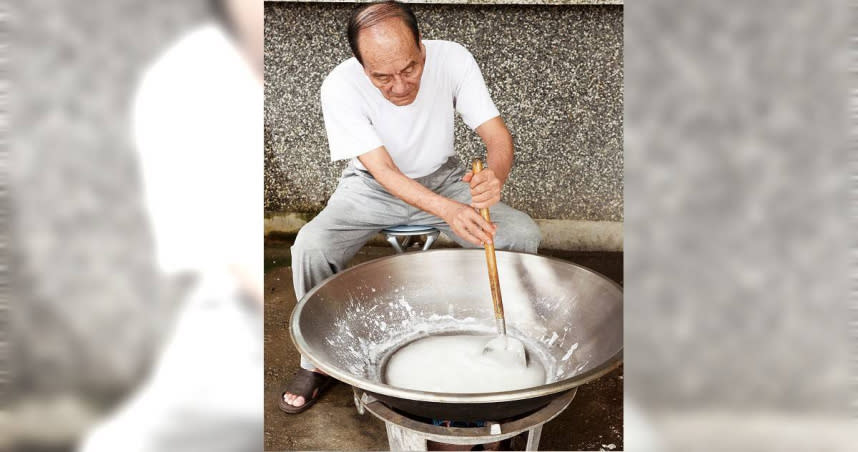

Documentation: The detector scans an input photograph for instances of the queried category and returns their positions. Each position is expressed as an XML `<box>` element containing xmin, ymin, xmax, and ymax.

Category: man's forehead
<box><xmin>367</xmin><ymin>57</ymin><xmax>417</xmax><ymax>76</ymax></box>
<box><xmin>357</xmin><ymin>19</ymin><xmax>419</xmax><ymax>65</ymax></box>
<box><xmin>357</xmin><ymin>16</ymin><xmax>412</xmax><ymax>43</ymax></box>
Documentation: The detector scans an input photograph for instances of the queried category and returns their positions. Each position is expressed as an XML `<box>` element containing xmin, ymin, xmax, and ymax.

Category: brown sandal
<box><xmin>278</xmin><ymin>369</ymin><xmax>334</xmax><ymax>414</ymax></box>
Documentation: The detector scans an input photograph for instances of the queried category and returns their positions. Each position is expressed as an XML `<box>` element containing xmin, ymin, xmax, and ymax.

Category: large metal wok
<box><xmin>290</xmin><ymin>249</ymin><xmax>622</xmax><ymax>421</ymax></box>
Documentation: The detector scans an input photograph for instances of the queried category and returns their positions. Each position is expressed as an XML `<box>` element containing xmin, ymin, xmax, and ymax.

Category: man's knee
<box><xmin>292</xmin><ymin>221</ymin><xmax>335</xmax><ymax>255</ymax></box>
<box><xmin>518</xmin><ymin>215</ymin><xmax>542</xmax><ymax>252</ymax></box>
<box><xmin>496</xmin><ymin>211</ymin><xmax>541</xmax><ymax>253</ymax></box>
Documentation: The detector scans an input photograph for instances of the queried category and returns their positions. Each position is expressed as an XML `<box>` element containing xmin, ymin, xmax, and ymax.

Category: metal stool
<box><xmin>381</xmin><ymin>225</ymin><xmax>440</xmax><ymax>253</ymax></box>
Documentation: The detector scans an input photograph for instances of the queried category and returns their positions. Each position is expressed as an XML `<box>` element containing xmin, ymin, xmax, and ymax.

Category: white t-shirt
<box><xmin>133</xmin><ymin>24</ymin><xmax>263</xmax><ymax>281</ymax></box>
<box><xmin>321</xmin><ymin>40</ymin><xmax>500</xmax><ymax>178</ymax></box>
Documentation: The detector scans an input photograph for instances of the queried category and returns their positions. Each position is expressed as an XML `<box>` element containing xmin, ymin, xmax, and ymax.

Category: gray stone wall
<box><xmin>264</xmin><ymin>2</ymin><xmax>623</xmax><ymax>221</ymax></box>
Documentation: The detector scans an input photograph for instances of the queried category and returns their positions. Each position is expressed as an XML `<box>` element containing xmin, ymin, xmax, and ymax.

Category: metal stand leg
<box><xmin>385</xmin><ymin>234</ymin><xmax>404</xmax><ymax>253</ymax></box>
<box><xmin>422</xmin><ymin>231</ymin><xmax>439</xmax><ymax>251</ymax></box>
<box><xmin>525</xmin><ymin>425</ymin><xmax>543</xmax><ymax>451</ymax></box>
<box><xmin>352</xmin><ymin>387</ymin><xmax>365</xmax><ymax>415</ymax></box>
<box><xmin>386</xmin><ymin>422</ymin><xmax>428</xmax><ymax>451</ymax></box>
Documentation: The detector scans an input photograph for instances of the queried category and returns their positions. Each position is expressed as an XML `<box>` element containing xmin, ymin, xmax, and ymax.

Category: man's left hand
<box><xmin>462</xmin><ymin>168</ymin><xmax>502</xmax><ymax>209</ymax></box>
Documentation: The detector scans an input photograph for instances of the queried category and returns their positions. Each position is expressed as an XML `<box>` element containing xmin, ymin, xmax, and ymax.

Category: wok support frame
<box><xmin>353</xmin><ymin>387</ymin><xmax>577</xmax><ymax>451</ymax></box>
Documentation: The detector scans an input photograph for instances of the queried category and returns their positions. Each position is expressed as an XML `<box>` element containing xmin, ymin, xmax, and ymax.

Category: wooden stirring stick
<box><xmin>472</xmin><ymin>159</ymin><xmax>506</xmax><ymax>337</ymax></box>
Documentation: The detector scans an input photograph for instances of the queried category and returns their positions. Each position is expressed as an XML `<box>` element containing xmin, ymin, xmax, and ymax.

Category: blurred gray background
<box><xmin>5</xmin><ymin>0</ymin><xmax>856</xmax><ymax>451</ymax></box>
<box><xmin>8</xmin><ymin>0</ymin><xmax>210</xmax><ymax>447</ymax></box>
<box><xmin>624</xmin><ymin>0</ymin><xmax>854</xmax><ymax>450</ymax></box>
<box><xmin>626</xmin><ymin>0</ymin><xmax>848</xmax><ymax>408</ymax></box>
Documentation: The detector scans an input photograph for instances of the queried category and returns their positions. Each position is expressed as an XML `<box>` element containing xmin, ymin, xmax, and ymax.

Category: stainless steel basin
<box><xmin>290</xmin><ymin>249</ymin><xmax>622</xmax><ymax>420</ymax></box>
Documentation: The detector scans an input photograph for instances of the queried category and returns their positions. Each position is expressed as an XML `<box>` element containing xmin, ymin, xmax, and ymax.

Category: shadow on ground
<box><xmin>264</xmin><ymin>237</ymin><xmax>623</xmax><ymax>451</ymax></box>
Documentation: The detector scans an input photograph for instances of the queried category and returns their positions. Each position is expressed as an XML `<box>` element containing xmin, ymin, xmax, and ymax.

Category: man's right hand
<box><xmin>443</xmin><ymin>202</ymin><xmax>497</xmax><ymax>246</ymax></box>
<box><xmin>356</xmin><ymin>148</ymin><xmax>497</xmax><ymax>246</ymax></box>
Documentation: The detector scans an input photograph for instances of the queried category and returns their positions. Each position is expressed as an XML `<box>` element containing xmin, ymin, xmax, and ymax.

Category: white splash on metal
<box><xmin>562</xmin><ymin>342</ymin><xmax>579</xmax><ymax>361</ymax></box>
<box><xmin>547</xmin><ymin>331</ymin><xmax>559</xmax><ymax>346</ymax></box>
<box><xmin>322</xmin><ymin>292</ymin><xmax>580</xmax><ymax>386</ymax></box>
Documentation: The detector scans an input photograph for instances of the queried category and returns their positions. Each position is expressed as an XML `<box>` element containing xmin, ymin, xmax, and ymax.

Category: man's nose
<box><xmin>391</xmin><ymin>76</ymin><xmax>408</xmax><ymax>95</ymax></box>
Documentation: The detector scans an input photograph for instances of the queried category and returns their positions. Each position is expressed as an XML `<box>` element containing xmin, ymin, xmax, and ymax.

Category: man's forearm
<box><xmin>370</xmin><ymin>163</ymin><xmax>457</xmax><ymax>218</ymax></box>
<box><xmin>358</xmin><ymin>146</ymin><xmax>496</xmax><ymax>245</ymax></box>
<box><xmin>477</xmin><ymin>117</ymin><xmax>514</xmax><ymax>184</ymax></box>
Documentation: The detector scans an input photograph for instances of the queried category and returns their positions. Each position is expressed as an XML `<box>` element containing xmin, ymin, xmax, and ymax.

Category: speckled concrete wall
<box><xmin>265</xmin><ymin>2</ymin><xmax>623</xmax><ymax>221</ymax></box>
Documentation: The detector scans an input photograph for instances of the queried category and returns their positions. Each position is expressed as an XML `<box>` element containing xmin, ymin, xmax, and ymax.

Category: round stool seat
<box><xmin>382</xmin><ymin>225</ymin><xmax>438</xmax><ymax>234</ymax></box>
<box><xmin>381</xmin><ymin>225</ymin><xmax>440</xmax><ymax>253</ymax></box>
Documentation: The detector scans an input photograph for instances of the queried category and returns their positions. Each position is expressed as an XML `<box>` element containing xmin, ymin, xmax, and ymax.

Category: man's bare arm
<box><xmin>358</xmin><ymin>147</ymin><xmax>496</xmax><ymax>246</ymax></box>
<box><xmin>463</xmin><ymin>116</ymin><xmax>513</xmax><ymax>209</ymax></box>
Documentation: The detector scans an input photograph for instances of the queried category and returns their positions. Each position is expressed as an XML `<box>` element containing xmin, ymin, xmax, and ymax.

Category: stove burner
<box><xmin>353</xmin><ymin>388</ymin><xmax>577</xmax><ymax>451</ymax></box>
<box><xmin>431</xmin><ymin>419</ymin><xmax>486</xmax><ymax>428</ymax></box>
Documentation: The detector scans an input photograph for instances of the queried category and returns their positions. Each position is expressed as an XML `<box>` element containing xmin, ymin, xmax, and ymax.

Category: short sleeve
<box><xmin>320</xmin><ymin>74</ymin><xmax>384</xmax><ymax>161</ymax></box>
<box><xmin>452</xmin><ymin>45</ymin><xmax>501</xmax><ymax>130</ymax></box>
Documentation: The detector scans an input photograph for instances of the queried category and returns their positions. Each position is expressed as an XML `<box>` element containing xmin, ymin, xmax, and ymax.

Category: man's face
<box><xmin>358</xmin><ymin>19</ymin><xmax>425</xmax><ymax>106</ymax></box>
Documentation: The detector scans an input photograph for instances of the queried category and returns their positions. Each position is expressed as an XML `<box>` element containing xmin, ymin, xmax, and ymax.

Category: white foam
<box><xmin>385</xmin><ymin>334</ymin><xmax>546</xmax><ymax>393</ymax></box>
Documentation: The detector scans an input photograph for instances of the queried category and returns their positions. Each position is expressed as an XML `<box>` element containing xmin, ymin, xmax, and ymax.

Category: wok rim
<box><xmin>289</xmin><ymin>248</ymin><xmax>623</xmax><ymax>404</ymax></box>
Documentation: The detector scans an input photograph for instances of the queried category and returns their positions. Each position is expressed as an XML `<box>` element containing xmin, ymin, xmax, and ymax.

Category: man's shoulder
<box><xmin>425</xmin><ymin>40</ymin><xmax>473</xmax><ymax>59</ymax></box>
<box><xmin>322</xmin><ymin>57</ymin><xmax>363</xmax><ymax>94</ymax></box>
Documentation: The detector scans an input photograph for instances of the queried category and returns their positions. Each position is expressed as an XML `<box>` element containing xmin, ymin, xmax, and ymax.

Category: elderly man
<box><xmin>280</xmin><ymin>0</ymin><xmax>541</xmax><ymax>413</ymax></box>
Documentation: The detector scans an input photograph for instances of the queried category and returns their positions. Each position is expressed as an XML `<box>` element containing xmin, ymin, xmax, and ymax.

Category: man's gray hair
<box><xmin>347</xmin><ymin>1</ymin><xmax>420</xmax><ymax>65</ymax></box>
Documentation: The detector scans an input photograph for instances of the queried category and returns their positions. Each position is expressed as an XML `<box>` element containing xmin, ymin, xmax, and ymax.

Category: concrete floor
<box><xmin>264</xmin><ymin>237</ymin><xmax>623</xmax><ymax>451</ymax></box>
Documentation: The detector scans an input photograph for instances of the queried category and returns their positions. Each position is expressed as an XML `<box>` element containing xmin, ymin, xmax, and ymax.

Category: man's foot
<box><xmin>279</xmin><ymin>368</ymin><xmax>333</xmax><ymax>414</ymax></box>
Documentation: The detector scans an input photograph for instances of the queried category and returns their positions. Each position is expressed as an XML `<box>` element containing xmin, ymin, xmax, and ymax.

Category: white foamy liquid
<box><xmin>384</xmin><ymin>335</ymin><xmax>546</xmax><ymax>393</ymax></box>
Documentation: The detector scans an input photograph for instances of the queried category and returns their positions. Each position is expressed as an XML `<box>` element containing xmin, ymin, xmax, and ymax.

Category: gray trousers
<box><xmin>292</xmin><ymin>156</ymin><xmax>541</xmax><ymax>370</ymax></box>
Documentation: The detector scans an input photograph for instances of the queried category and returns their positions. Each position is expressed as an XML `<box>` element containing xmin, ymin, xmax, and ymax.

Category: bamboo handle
<box><xmin>472</xmin><ymin>159</ymin><xmax>505</xmax><ymax>325</ymax></box>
